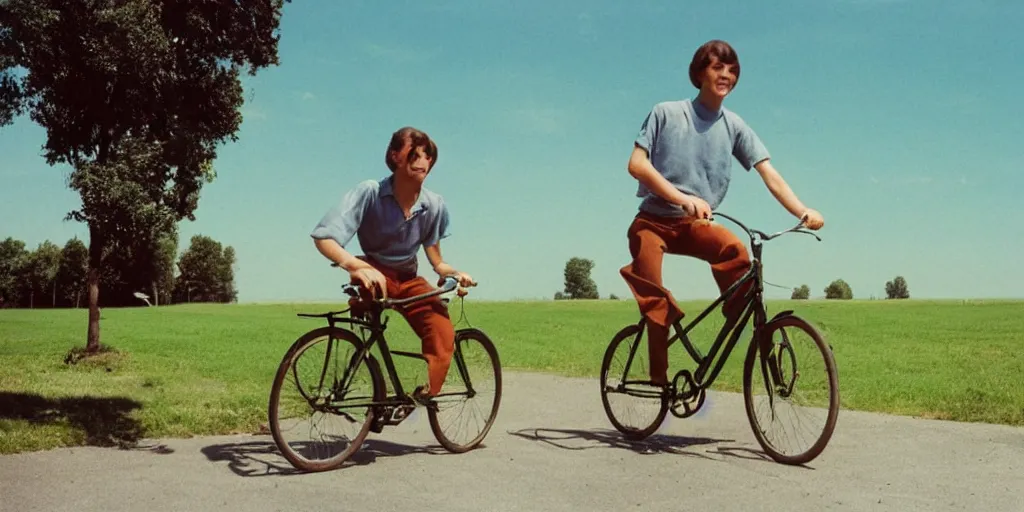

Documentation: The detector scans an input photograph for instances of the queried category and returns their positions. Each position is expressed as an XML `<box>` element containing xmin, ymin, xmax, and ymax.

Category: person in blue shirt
<box><xmin>311</xmin><ymin>126</ymin><xmax>474</xmax><ymax>400</ymax></box>
<box><xmin>620</xmin><ymin>40</ymin><xmax>825</xmax><ymax>387</ymax></box>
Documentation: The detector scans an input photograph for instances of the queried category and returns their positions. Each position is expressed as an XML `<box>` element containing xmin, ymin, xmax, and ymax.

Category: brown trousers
<box><xmin>619</xmin><ymin>212</ymin><xmax>752</xmax><ymax>385</ymax></box>
<box><xmin>349</xmin><ymin>257</ymin><xmax>455</xmax><ymax>396</ymax></box>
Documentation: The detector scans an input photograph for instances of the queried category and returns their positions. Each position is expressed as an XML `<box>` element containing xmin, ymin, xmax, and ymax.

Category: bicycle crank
<box><xmin>669</xmin><ymin>369</ymin><xmax>707</xmax><ymax>419</ymax></box>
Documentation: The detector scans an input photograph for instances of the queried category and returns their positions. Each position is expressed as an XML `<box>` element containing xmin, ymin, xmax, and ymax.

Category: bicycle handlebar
<box><xmin>381</xmin><ymin>275</ymin><xmax>476</xmax><ymax>308</ymax></box>
<box><xmin>713</xmin><ymin>211</ymin><xmax>822</xmax><ymax>244</ymax></box>
<box><xmin>328</xmin><ymin>262</ymin><xmax>476</xmax><ymax>308</ymax></box>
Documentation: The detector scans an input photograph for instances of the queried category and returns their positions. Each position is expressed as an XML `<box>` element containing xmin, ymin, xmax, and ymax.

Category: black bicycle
<box><xmin>600</xmin><ymin>212</ymin><xmax>840</xmax><ymax>465</ymax></box>
<box><xmin>268</xmin><ymin>273</ymin><xmax>502</xmax><ymax>472</ymax></box>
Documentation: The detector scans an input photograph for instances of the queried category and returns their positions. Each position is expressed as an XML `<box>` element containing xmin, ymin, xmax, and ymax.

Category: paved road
<box><xmin>1</xmin><ymin>371</ymin><xmax>1022</xmax><ymax>511</ymax></box>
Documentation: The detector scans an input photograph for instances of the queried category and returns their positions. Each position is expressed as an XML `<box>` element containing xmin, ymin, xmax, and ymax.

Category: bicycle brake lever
<box><xmin>793</xmin><ymin>229</ymin><xmax>822</xmax><ymax>241</ymax></box>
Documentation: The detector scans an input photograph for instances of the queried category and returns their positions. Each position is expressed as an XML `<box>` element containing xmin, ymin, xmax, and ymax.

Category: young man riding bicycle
<box><xmin>310</xmin><ymin>126</ymin><xmax>475</xmax><ymax>402</ymax></box>
<box><xmin>619</xmin><ymin>39</ymin><xmax>825</xmax><ymax>388</ymax></box>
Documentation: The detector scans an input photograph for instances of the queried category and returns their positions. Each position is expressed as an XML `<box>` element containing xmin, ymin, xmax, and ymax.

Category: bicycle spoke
<box><xmin>601</xmin><ymin>325</ymin><xmax>668</xmax><ymax>440</ymax></box>
<box><xmin>269</xmin><ymin>328</ymin><xmax>381</xmax><ymax>471</ymax></box>
<box><xmin>744</xmin><ymin>317</ymin><xmax>839</xmax><ymax>464</ymax></box>
<box><xmin>428</xmin><ymin>331</ymin><xmax>502</xmax><ymax>452</ymax></box>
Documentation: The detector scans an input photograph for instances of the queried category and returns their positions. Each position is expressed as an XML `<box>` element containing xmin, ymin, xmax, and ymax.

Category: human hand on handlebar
<box><xmin>438</xmin><ymin>271</ymin><xmax>476</xmax><ymax>289</ymax></box>
<box><xmin>349</xmin><ymin>266</ymin><xmax>388</xmax><ymax>299</ymax></box>
<box><xmin>800</xmin><ymin>209</ymin><xmax>824</xmax><ymax>230</ymax></box>
<box><xmin>679</xmin><ymin>193</ymin><xmax>712</xmax><ymax>220</ymax></box>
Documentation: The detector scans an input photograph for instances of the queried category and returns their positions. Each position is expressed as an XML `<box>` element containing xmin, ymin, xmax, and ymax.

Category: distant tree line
<box><xmin>790</xmin><ymin>275</ymin><xmax>910</xmax><ymax>300</ymax></box>
<box><xmin>0</xmin><ymin>231</ymin><xmax>236</xmax><ymax>309</ymax></box>
<box><xmin>552</xmin><ymin>258</ymin><xmax>916</xmax><ymax>302</ymax></box>
<box><xmin>550</xmin><ymin>255</ymin><xmax>915</xmax><ymax>302</ymax></box>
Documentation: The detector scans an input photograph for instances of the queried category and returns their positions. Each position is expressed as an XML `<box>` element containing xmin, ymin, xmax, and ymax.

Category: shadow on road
<box><xmin>0</xmin><ymin>392</ymin><xmax>158</xmax><ymax>451</ymax></box>
<box><xmin>508</xmin><ymin>427</ymin><xmax>727</xmax><ymax>460</ymax></box>
<box><xmin>508</xmin><ymin>427</ymin><xmax>812</xmax><ymax>468</ymax></box>
<box><xmin>200</xmin><ymin>437</ymin><xmax>448</xmax><ymax>477</ymax></box>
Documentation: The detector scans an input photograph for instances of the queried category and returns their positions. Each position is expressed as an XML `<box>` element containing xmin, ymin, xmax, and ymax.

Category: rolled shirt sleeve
<box><xmin>310</xmin><ymin>180</ymin><xmax>376</xmax><ymax>248</ymax></box>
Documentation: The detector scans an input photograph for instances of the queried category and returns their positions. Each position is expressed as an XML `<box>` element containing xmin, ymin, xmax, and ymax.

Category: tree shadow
<box><xmin>0</xmin><ymin>392</ymin><xmax>163</xmax><ymax>451</ymax></box>
<box><xmin>200</xmin><ymin>436</ymin><xmax>448</xmax><ymax>477</ymax></box>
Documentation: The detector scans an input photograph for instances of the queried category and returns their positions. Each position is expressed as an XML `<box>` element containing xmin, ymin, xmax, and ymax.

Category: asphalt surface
<box><xmin>1</xmin><ymin>371</ymin><xmax>1022</xmax><ymax>511</ymax></box>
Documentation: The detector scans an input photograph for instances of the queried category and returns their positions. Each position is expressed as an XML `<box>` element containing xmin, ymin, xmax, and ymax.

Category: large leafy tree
<box><xmin>0</xmin><ymin>0</ymin><xmax>289</xmax><ymax>351</ymax></box>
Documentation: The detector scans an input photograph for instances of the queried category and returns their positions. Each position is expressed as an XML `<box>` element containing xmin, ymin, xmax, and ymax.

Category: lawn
<box><xmin>1</xmin><ymin>298</ymin><xmax>1022</xmax><ymax>454</ymax></box>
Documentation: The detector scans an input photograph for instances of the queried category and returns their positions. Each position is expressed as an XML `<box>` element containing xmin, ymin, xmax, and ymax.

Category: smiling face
<box><xmin>698</xmin><ymin>55</ymin><xmax>739</xmax><ymax>102</ymax></box>
<box><xmin>688</xmin><ymin>40</ymin><xmax>741</xmax><ymax>105</ymax></box>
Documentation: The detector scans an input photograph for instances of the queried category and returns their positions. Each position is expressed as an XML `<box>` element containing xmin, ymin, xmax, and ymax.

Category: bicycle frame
<box><xmin>296</xmin><ymin>276</ymin><xmax>477</xmax><ymax>411</ymax></box>
<box><xmin>618</xmin><ymin>212</ymin><xmax>820</xmax><ymax>394</ymax></box>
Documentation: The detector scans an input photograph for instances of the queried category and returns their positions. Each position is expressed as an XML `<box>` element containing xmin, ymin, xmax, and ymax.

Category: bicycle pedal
<box><xmin>391</xmin><ymin>405</ymin><xmax>415</xmax><ymax>421</ymax></box>
<box><xmin>370</xmin><ymin>407</ymin><xmax>393</xmax><ymax>433</ymax></box>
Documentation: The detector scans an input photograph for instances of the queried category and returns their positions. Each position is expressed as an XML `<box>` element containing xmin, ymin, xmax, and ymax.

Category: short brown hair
<box><xmin>385</xmin><ymin>126</ymin><xmax>438</xmax><ymax>172</ymax></box>
<box><xmin>688</xmin><ymin>40</ymin><xmax>740</xmax><ymax>89</ymax></box>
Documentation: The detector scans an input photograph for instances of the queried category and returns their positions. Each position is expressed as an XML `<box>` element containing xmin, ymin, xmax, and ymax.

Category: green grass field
<box><xmin>1</xmin><ymin>298</ymin><xmax>1022</xmax><ymax>454</ymax></box>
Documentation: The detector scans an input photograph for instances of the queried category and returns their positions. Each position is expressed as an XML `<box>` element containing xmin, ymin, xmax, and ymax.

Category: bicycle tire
<box><xmin>428</xmin><ymin>328</ymin><xmax>503</xmax><ymax>453</ymax></box>
<box><xmin>742</xmin><ymin>314</ymin><xmax>840</xmax><ymax>465</ymax></box>
<box><xmin>600</xmin><ymin>323</ymin><xmax>669</xmax><ymax>440</ymax></box>
<box><xmin>268</xmin><ymin>326</ymin><xmax>385</xmax><ymax>472</ymax></box>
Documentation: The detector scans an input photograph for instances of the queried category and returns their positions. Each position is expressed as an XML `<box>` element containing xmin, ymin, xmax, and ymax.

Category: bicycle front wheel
<box><xmin>743</xmin><ymin>314</ymin><xmax>840</xmax><ymax>465</ymax></box>
<box><xmin>428</xmin><ymin>328</ymin><xmax>502</xmax><ymax>453</ymax></box>
<box><xmin>268</xmin><ymin>326</ymin><xmax>385</xmax><ymax>472</ymax></box>
<box><xmin>600</xmin><ymin>323</ymin><xmax>668</xmax><ymax>440</ymax></box>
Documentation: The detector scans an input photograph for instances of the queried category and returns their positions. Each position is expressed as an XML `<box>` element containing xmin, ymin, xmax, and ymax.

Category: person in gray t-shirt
<box><xmin>619</xmin><ymin>40</ymin><xmax>825</xmax><ymax>387</ymax></box>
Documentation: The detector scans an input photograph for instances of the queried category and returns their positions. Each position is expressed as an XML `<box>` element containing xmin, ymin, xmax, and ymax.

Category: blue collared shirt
<box><xmin>311</xmin><ymin>176</ymin><xmax>450</xmax><ymax>274</ymax></box>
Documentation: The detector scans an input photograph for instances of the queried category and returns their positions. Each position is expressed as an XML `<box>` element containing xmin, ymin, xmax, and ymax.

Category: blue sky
<box><xmin>2</xmin><ymin>0</ymin><xmax>1022</xmax><ymax>302</ymax></box>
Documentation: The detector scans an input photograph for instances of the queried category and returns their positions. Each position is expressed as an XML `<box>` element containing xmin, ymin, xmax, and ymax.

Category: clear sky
<box><xmin>2</xmin><ymin>0</ymin><xmax>1022</xmax><ymax>303</ymax></box>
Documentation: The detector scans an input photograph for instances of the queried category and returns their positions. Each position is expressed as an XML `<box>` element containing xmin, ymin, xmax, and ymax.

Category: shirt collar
<box><xmin>691</xmin><ymin>97</ymin><xmax>722</xmax><ymax>122</ymax></box>
<box><xmin>380</xmin><ymin>175</ymin><xmax>428</xmax><ymax>215</ymax></box>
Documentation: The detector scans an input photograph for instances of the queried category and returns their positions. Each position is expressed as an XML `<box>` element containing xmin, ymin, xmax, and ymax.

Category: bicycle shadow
<box><xmin>200</xmin><ymin>437</ymin><xmax>448</xmax><ymax>477</ymax></box>
<box><xmin>508</xmin><ymin>427</ymin><xmax>787</xmax><ymax>466</ymax></box>
<box><xmin>508</xmin><ymin>427</ymin><xmax>725</xmax><ymax>460</ymax></box>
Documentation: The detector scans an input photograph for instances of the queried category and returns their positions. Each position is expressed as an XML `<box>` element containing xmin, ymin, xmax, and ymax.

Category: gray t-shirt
<box><xmin>634</xmin><ymin>98</ymin><xmax>771</xmax><ymax>217</ymax></box>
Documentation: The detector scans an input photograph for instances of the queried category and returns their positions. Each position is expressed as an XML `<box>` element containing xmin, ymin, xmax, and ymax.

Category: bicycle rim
<box><xmin>428</xmin><ymin>329</ymin><xmax>502</xmax><ymax>453</ymax></box>
<box><xmin>600</xmin><ymin>324</ymin><xmax>668</xmax><ymax>440</ymax></box>
<box><xmin>268</xmin><ymin>327</ymin><xmax>384</xmax><ymax>472</ymax></box>
<box><xmin>743</xmin><ymin>315</ymin><xmax>840</xmax><ymax>465</ymax></box>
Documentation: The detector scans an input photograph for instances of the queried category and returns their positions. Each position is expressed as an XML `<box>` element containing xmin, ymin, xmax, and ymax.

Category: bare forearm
<box><xmin>756</xmin><ymin>161</ymin><xmax>808</xmax><ymax>218</ymax></box>
<box><xmin>627</xmin><ymin>145</ymin><xmax>691</xmax><ymax>206</ymax></box>
<box><xmin>424</xmin><ymin>244</ymin><xmax>454</xmax><ymax>275</ymax></box>
<box><xmin>313</xmin><ymin>238</ymin><xmax>371</xmax><ymax>272</ymax></box>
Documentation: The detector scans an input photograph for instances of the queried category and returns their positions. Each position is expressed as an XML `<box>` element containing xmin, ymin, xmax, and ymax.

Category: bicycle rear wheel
<box><xmin>600</xmin><ymin>323</ymin><xmax>668</xmax><ymax>440</ymax></box>
<box><xmin>743</xmin><ymin>314</ymin><xmax>839</xmax><ymax>465</ymax></box>
<box><xmin>268</xmin><ymin>326</ymin><xmax>385</xmax><ymax>472</ymax></box>
<box><xmin>428</xmin><ymin>328</ymin><xmax>502</xmax><ymax>453</ymax></box>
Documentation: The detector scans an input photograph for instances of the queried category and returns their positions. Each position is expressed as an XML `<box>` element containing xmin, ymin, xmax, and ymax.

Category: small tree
<box><xmin>562</xmin><ymin>257</ymin><xmax>599</xmax><ymax>299</ymax></box>
<box><xmin>25</xmin><ymin>241</ymin><xmax>62</xmax><ymax>308</ymax></box>
<box><xmin>885</xmin><ymin>276</ymin><xmax>910</xmax><ymax>299</ymax></box>
<box><xmin>824</xmin><ymin>279</ymin><xmax>853</xmax><ymax>300</ymax></box>
<box><xmin>57</xmin><ymin>238</ymin><xmax>89</xmax><ymax>308</ymax></box>
<box><xmin>0</xmin><ymin>237</ymin><xmax>29</xmax><ymax>307</ymax></box>
<box><xmin>553</xmin><ymin>291</ymin><xmax>567</xmax><ymax>301</ymax></box>
<box><xmin>791</xmin><ymin>284</ymin><xmax>810</xmax><ymax>300</ymax></box>
<box><xmin>173</xmin><ymin>235</ymin><xmax>237</xmax><ymax>303</ymax></box>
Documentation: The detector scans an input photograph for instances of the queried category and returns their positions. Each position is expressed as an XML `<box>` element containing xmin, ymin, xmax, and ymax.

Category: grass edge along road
<box><xmin>1</xmin><ymin>298</ymin><xmax>1022</xmax><ymax>454</ymax></box>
